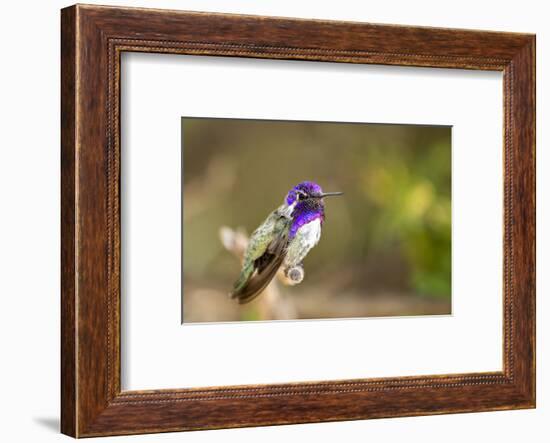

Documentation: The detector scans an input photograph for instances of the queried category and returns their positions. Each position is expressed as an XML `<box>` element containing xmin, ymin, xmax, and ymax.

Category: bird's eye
<box><xmin>296</xmin><ymin>191</ymin><xmax>306</xmax><ymax>201</ymax></box>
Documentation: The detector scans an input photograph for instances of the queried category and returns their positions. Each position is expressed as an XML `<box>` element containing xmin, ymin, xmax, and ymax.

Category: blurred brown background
<box><xmin>182</xmin><ymin>118</ymin><xmax>451</xmax><ymax>323</ymax></box>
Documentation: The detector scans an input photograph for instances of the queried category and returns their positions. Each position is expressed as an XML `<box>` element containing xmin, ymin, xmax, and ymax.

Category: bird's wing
<box><xmin>230</xmin><ymin>209</ymin><xmax>290</xmax><ymax>304</ymax></box>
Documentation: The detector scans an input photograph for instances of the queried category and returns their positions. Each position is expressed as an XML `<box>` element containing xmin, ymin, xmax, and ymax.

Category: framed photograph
<box><xmin>61</xmin><ymin>4</ymin><xmax>535</xmax><ymax>437</ymax></box>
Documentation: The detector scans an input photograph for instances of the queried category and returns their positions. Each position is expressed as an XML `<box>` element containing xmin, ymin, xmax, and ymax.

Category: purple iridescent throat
<box><xmin>289</xmin><ymin>204</ymin><xmax>324</xmax><ymax>238</ymax></box>
<box><xmin>285</xmin><ymin>181</ymin><xmax>325</xmax><ymax>239</ymax></box>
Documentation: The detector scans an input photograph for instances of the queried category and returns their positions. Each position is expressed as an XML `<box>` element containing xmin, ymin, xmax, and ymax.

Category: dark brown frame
<box><xmin>61</xmin><ymin>4</ymin><xmax>535</xmax><ymax>437</ymax></box>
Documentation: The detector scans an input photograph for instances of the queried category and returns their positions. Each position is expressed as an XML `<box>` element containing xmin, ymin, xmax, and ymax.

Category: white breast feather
<box><xmin>299</xmin><ymin>218</ymin><xmax>322</xmax><ymax>249</ymax></box>
<box><xmin>284</xmin><ymin>218</ymin><xmax>322</xmax><ymax>268</ymax></box>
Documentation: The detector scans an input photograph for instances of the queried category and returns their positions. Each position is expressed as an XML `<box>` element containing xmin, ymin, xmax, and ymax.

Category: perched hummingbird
<box><xmin>230</xmin><ymin>181</ymin><xmax>343</xmax><ymax>304</ymax></box>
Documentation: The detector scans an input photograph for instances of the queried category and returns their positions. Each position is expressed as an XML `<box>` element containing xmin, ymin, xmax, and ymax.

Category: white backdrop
<box><xmin>122</xmin><ymin>54</ymin><xmax>503</xmax><ymax>389</ymax></box>
<box><xmin>1</xmin><ymin>0</ymin><xmax>547</xmax><ymax>442</ymax></box>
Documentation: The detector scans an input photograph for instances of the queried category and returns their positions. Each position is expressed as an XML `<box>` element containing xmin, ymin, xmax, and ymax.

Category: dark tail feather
<box><xmin>230</xmin><ymin>255</ymin><xmax>284</xmax><ymax>304</ymax></box>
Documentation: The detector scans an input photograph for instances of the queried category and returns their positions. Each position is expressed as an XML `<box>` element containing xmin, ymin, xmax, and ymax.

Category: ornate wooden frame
<box><xmin>61</xmin><ymin>4</ymin><xmax>535</xmax><ymax>437</ymax></box>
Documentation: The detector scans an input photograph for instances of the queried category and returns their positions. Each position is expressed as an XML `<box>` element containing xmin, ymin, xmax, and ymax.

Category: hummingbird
<box><xmin>230</xmin><ymin>181</ymin><xmax>343</xmax><ymax>304</ymax></box>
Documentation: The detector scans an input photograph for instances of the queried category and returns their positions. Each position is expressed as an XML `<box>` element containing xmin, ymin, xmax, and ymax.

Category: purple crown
<box><xmin>286</xmin><ymin>181</ymin><xmax>323</xmax><ymax>205</ymax></box>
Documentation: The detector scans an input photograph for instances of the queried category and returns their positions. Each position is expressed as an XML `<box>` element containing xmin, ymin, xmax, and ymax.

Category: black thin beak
<box><xmin>319</xmin><ymin>191</ymin><xmax>343</xmax><ymax>198</ymax></box>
